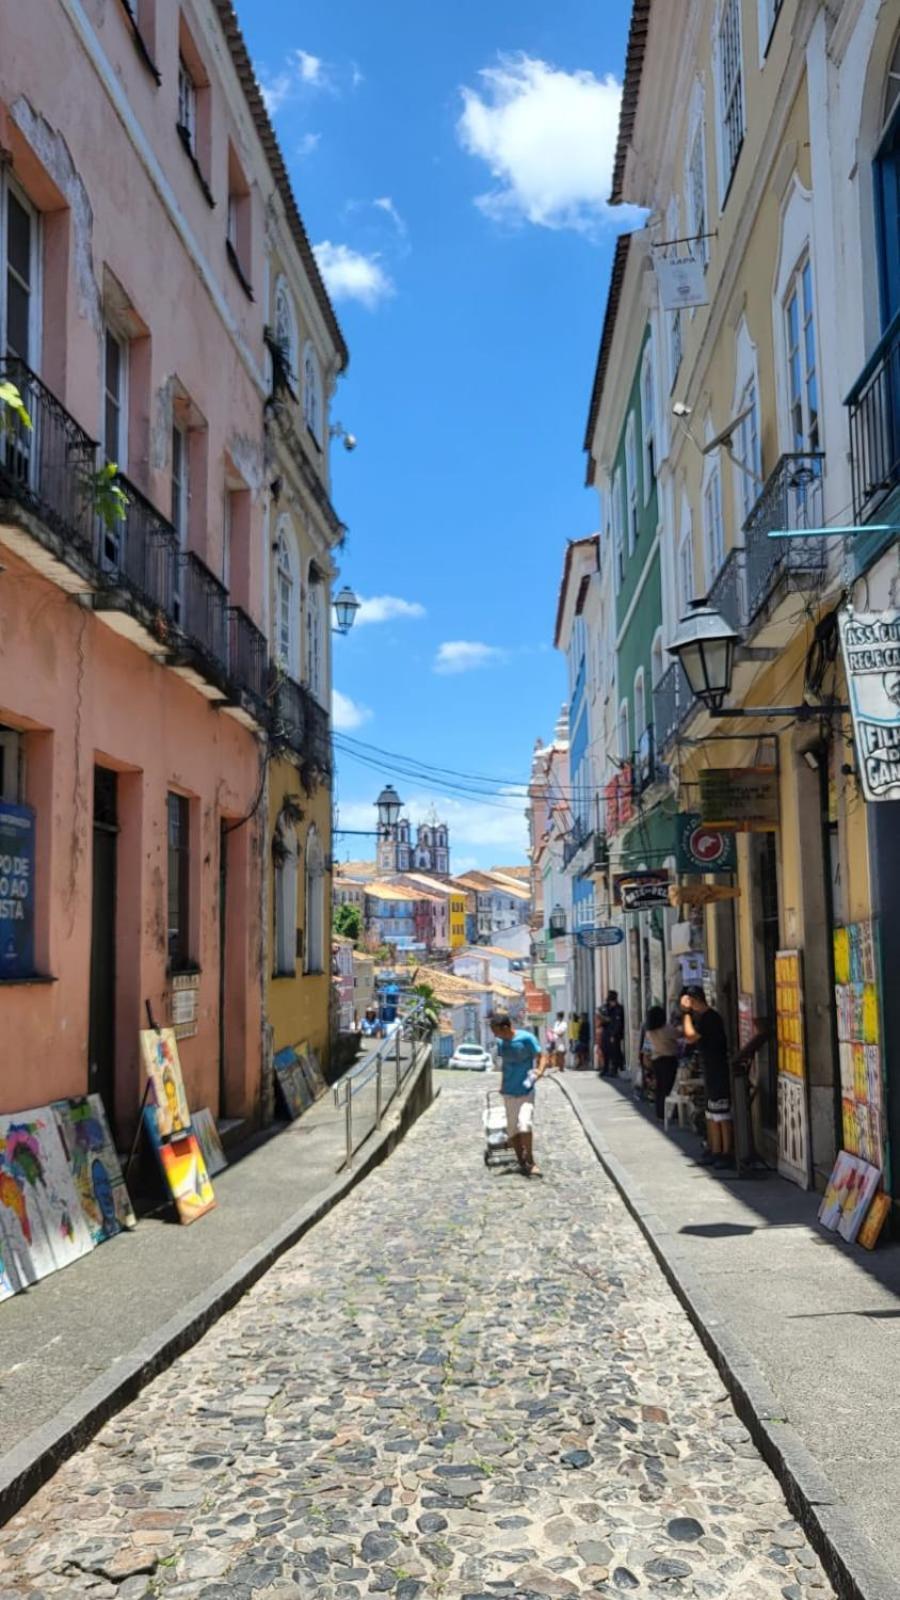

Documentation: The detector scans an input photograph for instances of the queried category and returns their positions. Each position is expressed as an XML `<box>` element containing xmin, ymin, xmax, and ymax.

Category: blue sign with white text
<box><xmin>577</xmin><ymin>926</ymin><xmax>625</xmax><ymax>949</ymax></box>
<box><xmin>0</xmin><ymin>802</ymin><xmax>36</xmax><ymax>979</ymax></box>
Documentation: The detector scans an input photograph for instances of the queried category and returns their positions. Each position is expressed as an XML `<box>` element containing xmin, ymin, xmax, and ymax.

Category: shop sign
<box><xmin>576</xmin><ymin>926</ymin><xmax>625</xmax><ymax>949</ymax></box>
<box><xmin>613</xmin><ymin>870</ymin><xmax>672</xmax><ymax>912</ymax></box>
<box><xmin>546</xmin><ymin>966</ymin><xmax>568</xmax><ymax>988</ymax></box>
<box><xmin>699</xmin><ymin>767</ymin><xmax>779</xmax><ymax>830</ymax></box>
<box><xmin>669</xmin><ymin>883</ymin><xmax>741</xmax><ymax>907</ymax></box>
<box><xmin>0</xmin><ymin>801</ymin><xmax>35</xmax><ymax>980</ymax></box>
<box><xmin>653</xmin><ymin>253</ymin><xmax>709</xmax><ymax>310</ymax></box>
<box><xmin>171</xmin><ymin>972</ymin><xmax>200</xmax><ymax>1041</ymax></box>
<box><xmin>676</xmin><ymin>812</ymin><xmax>736</xmax><ymax>873</ymax></box>
<box><xmin>838</xmin><ymin>607</ymin><xmax>900</xmax><ymax>802</ymax></box>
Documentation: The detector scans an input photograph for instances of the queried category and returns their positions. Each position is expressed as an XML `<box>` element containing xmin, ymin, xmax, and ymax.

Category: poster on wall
<box><xmin>838</xmin><ymin>608</ymin><xmax>900</xmax><ymax>802</ymax></box>
<box><xmin>775</xmin><ymin>951</ymin><xmax>811</xmax><ymax>1188</ymax></box>
<box><xmin>833</xmin><ymin>919</ymin><xmax>887</xmax><ymax>1179</ymax></box>
<box><xmin>0</xmin><ymin>801</ymin><xmax>35</xmax><ymax>980</ymax></box>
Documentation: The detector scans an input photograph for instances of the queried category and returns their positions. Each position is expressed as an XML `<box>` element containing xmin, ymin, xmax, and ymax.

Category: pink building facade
<box><xmin>0</xmin><ymin>0</ymin><xmax>317</xmax><ymax>1137</ymax></box>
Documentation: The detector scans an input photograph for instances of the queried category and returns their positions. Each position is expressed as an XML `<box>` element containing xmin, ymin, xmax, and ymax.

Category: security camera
<box><xmin>343</xmin><ymin>433</ymin><xmax>358</xmax><ymax>452</ymax></box>
<box><xmin>672</xmin><ymin>401</ymin><xmax>692</xmax><ymax>418</ymax></box>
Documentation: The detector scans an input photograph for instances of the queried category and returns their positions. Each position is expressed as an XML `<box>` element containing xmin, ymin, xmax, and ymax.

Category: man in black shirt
<box><xmin>681</xmin><ymin>985</ymin><xmax>733</xmax><ymax>1169</ymax></box>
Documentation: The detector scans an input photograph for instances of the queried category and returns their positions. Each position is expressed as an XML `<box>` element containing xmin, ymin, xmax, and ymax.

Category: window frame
<box><xmin>736</xmin><ymin>375</ymin><xmax>762</xmax><ymax>525</ymax></box>
<box><xmin>640</xmin><ymin>341</ymin><xmax>656</xmax><ymax>502</ymax></box>
<box><xmin>102</xmin><ymin>324</ymin><xmax>128</xmax><ymax>470</ymax></box>
<box><xmin>177</xmin><ymin>55</ymin><xmax>197</xmax><ymax>155</ymax></box>
<box><xmin>304</xmin><ymin>825</ymin><xmax>325</xmax><ymax>975</ymax></box>
<box><xmin>166</xmin><ymin>792</ymin><xmax>192</xmax><ymax>972</ymax></box>
<box><xmin>612</xmin><ymin>468</ymin><xmax>625</xmax><ymax>591</ymax></box>
<box><xmin>274</xmin><ymin>821</ymin><xmax>299</xmax><ymax>977</ymax></box>
<box><xmin>1</xmin><ymin>175</ymin><xmax>40</xmax><ymax>370</ymax></box>
<box><xmin>0</xmin><ymin>726</ymin><xmax>23</xmax><ymax>804</ymax></box>
<box><xmin>274</xmin><ymin>519</ymin><xmax>299</xmax><ymax>678</ymax></box>
<box><xmin>273</xmin><ymin>275</ymin><xmax>298</xmax><ymax>389</ymax></box>
<box><xmin>716</xmin><ymin>0</ymin><xmax>746</xmax><ymax>202</ymax></box>
<box><xmin>624</xmin><ymin>413</ymin><xmax>639</xmax><ymax>556</ymax></box>
<box><xmin>679</xmin><ymin>516</ymin><xmax>695</xmax><ymax>613</ymax></box>
<box><xmin>171</xmin><ymin>422</ymin><xmax>189</xmax><ymax>549</ymax></box>
<box><xmin>633</xmin><ymin>667</ymin><xmax>646</xmax><ymax>740</ymax></box>
<box><xmin>783</xmin><ymin>252</ymin><xmax>820</xmax><ymax>453</ymax></box>
<box><xmin>687</xmin><ymin>115</ymin><xmax>710</xmax><ymax>268</ymax></box>
<box><xmin>305</xmin><ymin>564</ymin><xmax>326</xmax><ymax>703</ymax></box>
<box><xmin>617</xmin><ymin>699</ymin><xmax>631</xmax><ymax>764</ymax></box>
<box><xmin>303</xmin><ymin>340</ymin><xmax>324</xmax><ymax>448</ymax></box>
<box><xmin>703</xmin><ymin>458</ymin><xmax>726</xmax><ymax>583</ymax></box>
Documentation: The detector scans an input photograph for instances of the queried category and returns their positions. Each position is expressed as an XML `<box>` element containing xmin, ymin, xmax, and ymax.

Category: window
<box><xmin>171</xmin><ymin>424</ymin><xmax>189</xmax><ymax>546</ymax></box>
<box><xmin>875</xmin><ymin>32</ymin><xmax>900</xmax><ymax>327</ymax></box>
<box><xmin>303</xmin><ymin>341</ymin><xmax>323</xmax><ymax>446</ymax></box>
<box><xmin>736</xmin><ymin>377</ymin><xmax>762</xmax><ymax>523</ymax></box>
<box><xmin>618</xmin><ymin>700</ymin><xmax>630</xmax><ymax>763</ymax></box>
<box><xmin>306</xmin><ymin>565</ymin><xmax>325</xmax><ymax>702</ymax></box>
<box><xmin>273</xmin><ymin>275</ymin><xmax>298</xmax><ymax>387</ymax></box>
<box><xmin>704</xmin><ymin>461</ymin><xmax>725</xmax><ymax>581</ymax></box>
<box><xmin>651</xmin><ymin>630</ymin><xmax>664</xmax><ymax>689</ymax></box>
<box><xmin>226</xmin><ymin>145</ymin><xmax>252</xmax><ymax>295</ymax></box>
<box><xmin>103</xmin><ymin>327</ymin><xmax>127</xmax><ymax>468</ymax></box>
<box><xmin>640</xmin><ymin>342</ymin><xmax>656</xmax><ymax>500</ymax></box>
<box><xmin>687</xmin><ymin>119</ymin><xmax>709</xmax><ymax>266</ymax></box>
<box><xmin>717</xmin><ymin>0</ymin><xmax>745</xmax><ymax>194</ymax></box>
<box><xmin>634</xmin><ymin>669</ymin><xmax>646</xmax><ymax>739</ymax></box>
<box><xmin>625</xmin><ymin>414</ymin><xmax>639</xmax><ymax>554</ymax></box>
<box><xmin>612</xmin><ymin>469</ymin><xmax>625</xmax><ymax>589</ymax></box>
<box><xmin>305</xmin><ymin>826</ymin><xmax>325</xmax><ymax>974</ymax></box>
<box><xmin>274</xmin><ymin>819</ymin><xmax>298</xmax><ymax>976</ymax></box>
<box><xmin>679</xmin><ymin>515</ymin><xmax>695</xmax><ymax>611</ymax></box>
<box><xmin>177</xmin><ymin>56</ymin><xmax>197</xmax><ymax>154</ymax></box>
<box><xmin>274</xmin><ymin>526</ymin><xmax>299</xmax><ymax>675</ymax></box>
<box><xmin>167</xmin><ymin>793</ymin><xmax>191</xmax><ymax>969</ymax></box>
<box><xmin>784</xmin><ymin>255</ymin><xmax>819</xmax><ymax>452</ymax></box>
<box><xmin>0</xmin><ymin>726</ymin><xmax>23</xmax><ymax>803</ymax></box>
<box><xmin>2</xmin><ymin>181</ymin><xmax>37</xmax><ymax>365</ymax></box>
<box><xmin>758</xmin><ymin>0</ymin><xmax>784</xmax><ymax>57</ymax></box>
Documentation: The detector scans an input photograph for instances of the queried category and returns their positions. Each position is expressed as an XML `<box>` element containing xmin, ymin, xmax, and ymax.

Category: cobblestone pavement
<box><xmin>0</xmin><ymin>1077</ymin><xmax>834</xmax><ymax>1600</ymax></box>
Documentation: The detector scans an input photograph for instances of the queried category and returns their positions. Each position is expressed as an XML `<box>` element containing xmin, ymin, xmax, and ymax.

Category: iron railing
<box><xmin>634</xmin><ymin>723</ymin><xmax>657</xmax><ymax>792</ymax></box>
<box><xmin>274</xmin><ymin>672</ymin><xmax>332</xmax><ymax>773</ymax></box>
<box><xmin>177</xmin><ymin>550</ymin><xmax>228</xmax><ymax>669</ymax></box>
<box><xmin>707</xmin><ymin>545</ymin><xmax>746</xmax><ymax>633</ymax></box>
<box><xmin>847</xmin><ymin>310</ymin><xmax>900</xmax><ymax>524</ymax></box>
<box><xmin>742</xmin><ymin>451</ymin><xmax>826</xmax><ymax>620</ymax></box>
<box><xmin>98</xmin><ymin>473</ymin><xmax>180</xmax><ymax>616</ymax></box>
<box><xmin>653</xmin><ymin>659</ymin><xmax>692</xmax><ymax>751</ymax></box>
<box><xmin>0</xmin><ymin>356</ymin><xmax>96</xmax><ymax>553</ymax></box>
<box><xmin>563</xmin><ymin>818</ymin><xmax>592</xmax><ymax>868</ymax></box>
<box><xmin>333</xmin><ymin>999</ymin><xmax>432</xmax><ymax>1167</ymax></box>
<box><xmin>228</xmin><ymin>605</ymin><xmax>268</xmax><ymax>704</ymax></box>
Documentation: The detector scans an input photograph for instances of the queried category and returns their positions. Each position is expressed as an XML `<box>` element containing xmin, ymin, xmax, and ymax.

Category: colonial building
<box><xmin>375</xmin><ymin>786</ymin><xmax>450</xmax><ymax>876</ymax></box>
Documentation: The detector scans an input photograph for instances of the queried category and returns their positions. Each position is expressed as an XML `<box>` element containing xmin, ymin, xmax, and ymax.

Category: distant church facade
<box><xmin>375</xmin><ymin>786</ymin><xmax>450</xmax><ymax>876</ymax></box>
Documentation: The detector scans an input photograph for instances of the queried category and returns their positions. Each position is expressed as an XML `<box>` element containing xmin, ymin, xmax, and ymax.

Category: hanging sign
<box><xmin>653</xmin><ymin>254</ymin><xmax>709</xmax><ymax>310</ymax></box>
<box><xmin>699</xmin><ymin>767</ymin><xmax>779</xmax><ymax>830</ymax></box>
<box><xmin>0</xmin><ymin>801</ymin><xmax>36</xmax><ymax>980</ymax></box>
<box><xmin>576</xmin><ymin>926</ymin><xmax>625</xmax><ymax>949</ymax></box>
<box><xmin>676</xmin><ymin>812</ymin><xmax>736</xmax><ymax>873</ymax></box>
<box><xmin>838</xmin><ymin>607</ymin><xmax>900</xmax><ymax>802</ymax></box>
<box><xmin>668</xmin><ymin>883</ymin><xmax>741</xmax><ymax>907</ymax></box>
<box><xmin>613</xmin><ymin>870</ymin><xmax>672</xmax><ymax>912</ymax></box>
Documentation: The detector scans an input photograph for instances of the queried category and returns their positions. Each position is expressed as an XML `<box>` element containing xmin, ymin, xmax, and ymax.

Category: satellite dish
<box><xmin>701</xmin><ymin>404</ymin><xmax>754</xmax><ymax>455</ymax></box>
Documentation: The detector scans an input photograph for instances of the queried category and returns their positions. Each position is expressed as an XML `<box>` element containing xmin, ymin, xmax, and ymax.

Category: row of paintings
<box><xmin>833</xmin><ymin>921</ymin><xmax>887</xmax><ymax>1180</ymax></box>
<box><xmin>818</xmin><ymin>1151</ymin><xmax>890</xmax><ymax>1249</ymax></box>
<box><xmin>139</xmin><ymin>1029</ymin><xmax>225</xmax><ymax>1225</ymax></box>
<box><xmin>273</xmin><ymin>1046</ymin><xmax>326</xmax><ymax>1122</ymax></box>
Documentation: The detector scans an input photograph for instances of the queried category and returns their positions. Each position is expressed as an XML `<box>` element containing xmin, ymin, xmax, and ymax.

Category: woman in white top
<box><xmin>644</xmin><ymin>1005</ymin><xmax>680</xmax><ymax>1121</ymax></box>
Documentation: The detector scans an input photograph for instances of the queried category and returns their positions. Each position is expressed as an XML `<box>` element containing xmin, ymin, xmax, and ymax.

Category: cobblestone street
<box><xmin>0</xmin><ymin>1079</ymin><xmax>834</xmax><ymax>1600</ymax></box>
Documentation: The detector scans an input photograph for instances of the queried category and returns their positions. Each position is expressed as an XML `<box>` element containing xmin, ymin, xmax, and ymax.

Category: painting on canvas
<box><xmin>0</xmin><ymin>1216</ymin><xmax>20</xmax><ymax>1300</ymax></box>
<box><xmin>858</xmin><ymin>1191</ymin><xmax>891</xmax><ymax>1251</ymax></box>
<box><xmin>273</xmin><ymin>1049</ymin><xmax>311</xmax><ymax>1120</ymax></box>
<box><xmin>192</xmin><ymin>1108</ymin><xmax>227</xmax><ymax>1178</ymax></box>
<box><xmin>53</xmin><ymin>1095</ymin><xmax>136</xmax><ymax>1243</ymax></box>
<box><xmin>837</xmin><ymin>1157</ymin><xmax>881</xmax><ymax>1244</ymax></box>
<box><xmin>156</xmin><ymin>1133</ymin><xmax>216</xmax><ymax>1225</ymax></box>
<box><xmin>0</xmin><ymin>1107</ymin><xmax>95</xmax><ymax>1282</ymax></box>
<box><xmin>818</xmin><ymin>1150</ymin><xmax>856</xmax><ymax>1231</ymax></box>
<box><xmin>140</xmin><ymin>1028</ymin><xmax>191</xmax><ymax>1138</ymax></box>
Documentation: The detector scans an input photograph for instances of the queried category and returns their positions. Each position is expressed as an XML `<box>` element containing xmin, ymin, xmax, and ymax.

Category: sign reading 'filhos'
<box><xmin>839</xmin><ymin>608</ymin><xmax>900</xmax><ymax>803</ymax></box>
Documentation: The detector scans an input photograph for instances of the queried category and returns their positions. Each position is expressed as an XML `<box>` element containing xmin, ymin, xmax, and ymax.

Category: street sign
<box><xmin>676</xmin><ymin>812</ymin><xmax>736</xmax><ymax>873</ymax></box>
<box><xmin>838</xmin><ymin>607</ymin><xmax>900</xmax><ymax>802</ymax></box>
<box><xmin>699</xmin><ymin>767</ymin><xmax>779</xmax><ymax>830</ymax></box>
<box><xmin>576</xmin><ymin>926</ymin><xmax>625</xmax><ymax>949</ymax></box>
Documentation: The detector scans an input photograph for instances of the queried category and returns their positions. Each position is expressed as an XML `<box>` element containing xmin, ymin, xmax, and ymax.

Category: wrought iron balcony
<box><xmin>634</xmin><ymin>723</ymin><xmax>658</xmax><ymax>793</ymax></box>
<box><xmin>742</xmin><ymin>451</ymin><xmax>826</xmax><ymax>621</ymax></box>
<box><xmin>273</xmin><ymin>672</ymin><xmax>332</xmax><ymax>775</ymax></box>
<box><xmin>847</xmin><ymin>310</ymin><xmax>900</xmax><ymax>525</ymax></box>
<box><xmin>707</xmin><ymin>546</ymin><xmax>746</xmax><ymax>633</ymax></box>
<box><xmin>96</xmin><ymin>473</ymin><xmax>180</xmax><ymax>616</ymax></box>
<box><xmin>562</xmin><ymin>818</ymin><xmax>592</xmax><ymax>868</ymax></box>
<box><xmin>176</xmin><ymin>550</ymin><xmax>228</xmax><ymax>672</ymax></box>
<box><xmin>0</xmin><ymin>356</ymin><xmax>96</xmax><ymax>555</ymax></box>
<box><xmin>227</xmin><ymin>605</ymin><xmax>268</xmax><ymax>707</ymax></box>
<box><xmin>653</xmin><ymin>660</ymin><xmax>692</xmax><ymax>752</ymax></box>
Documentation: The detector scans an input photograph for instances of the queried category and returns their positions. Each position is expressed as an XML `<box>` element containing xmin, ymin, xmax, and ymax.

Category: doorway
<box><xmin>219</xmin><ymin>820</ymin><xmax>228</xmax><ymax>1116</ymax></box>
<box><xmin>88</xmin><ymin>767</ymin><xmax>118</xmax><ymax>1118</ymax></box>
<box><xmin>751</xmin><ymin>832</ymin><xmax>780</xmax><ymax>1131</ymax></box>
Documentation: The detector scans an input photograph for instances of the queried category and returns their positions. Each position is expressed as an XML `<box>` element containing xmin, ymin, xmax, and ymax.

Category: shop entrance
<box><xmin>88</xmin><ymin>767</ymin><xmax>118</xmax><ymax>1120</ymax></box>
<box><xmin>751</xmin><ymin>832</ymin><xmax>780</xmax><ymax>1131</ymax></box>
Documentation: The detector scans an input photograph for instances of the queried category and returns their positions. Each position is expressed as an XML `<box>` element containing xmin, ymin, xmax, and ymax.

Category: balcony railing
<box><xmin>634</xmin><ymin>724</ymin><xmax>657</xmax><ymax>793</ymax></box>
<box><xmin>742</xmin><ymin>451</ymin><xmax>826</xmax><ymax>621</ymax></box>
<box><xmin>653</xmin><ymin>660</ymin><xmax>692</xmax><ymax>752</ymax></box>
<box><xmin>274</xmin><ymin>673</ymin><xmax>332</xmax><ymax>774</ymax></box>
<box><xmin>0</xmin><ymin>356</ymin><xmax>96</xmax><ymax>554</ymax></box>
<box><xmin>707</xmin><ymin>546</ymin><xmax>746</xmax><ymax>633</ymax></box>
<box><xmin>97</xmin><ymin>473</ymin><xmax>180</xmax><ymax>616</ymax></box>
<box><xmin>228</xmin><ymin>606</ymin><xmax>268</xmax><ymax>705</ymax></box>
<box><xmin>562</xmin><ymin>818</ymin><xmax>591</xmax><ymax>868</ymax></box>
<box><xmin>177</xmin><ymin>550</ymin><xmax>228</xmax><ymax>670</ymax></box>
<box><xmin>847</xmin><ymin>310</ymin><xmax>900</xmax><ymax>525</ymax></box>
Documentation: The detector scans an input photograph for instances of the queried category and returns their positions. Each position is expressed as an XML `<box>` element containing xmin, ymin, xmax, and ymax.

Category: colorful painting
<box><xmin>303</xmin><ymin>1049</ymin><xmax>327</xmax><ymax>1099</ymax></box>
<box><xmin>834</xmin><ymin>921</ymin><xmax>888</xmax><ymax>1181</ymax></box>
<box><xmin>53</xmin><ymin>1095</ymin><xmax>136</xmax><ymax>1243</ymax></box>
<box><xmin>0</xmin><ymin>1108</ymin><xmax>95</xmax><ymax>1282</ymax></box>
<box><xmin>775</xmin><ymin>952</ymin><xmax>810</xmax><ymax>1189</ymax></box>
<box><xmin>192</xmin><ymin>1107</ymin><xmax>227</xmax><ymax>1178</ymax></box>
<box><xmin>858</xmin><ymin>1191</ymin><xmax>891</xmax><ymax>1251</ymax></box>
<box><xmin>0</xmin><ymin>1216</ymin><xmax>20</xmax><ymax>1300</ymax></box>
<box><xmin>837</xmin><ymin>1157</ymin><xmax>881</xmax><ymax>1244</ymax></box>
<box><xmin>143</xmin><ymin>1108</ymin><xmax>215</xmax><ymax>1223</ymax></box>
<box><xmin>140</xmin><ymin>1028</ymin><xmax>191</xmax><ymax>1138</ymax></box>
<box><xmin>819</xmin><ymin>1150</ymin><xmax>856</xmax><ymax>1231</ymax></box>
<box><xmin>273</xmin><ymin>1049</ymin><xmax>312</xmax><ymax>1120</ymax></box>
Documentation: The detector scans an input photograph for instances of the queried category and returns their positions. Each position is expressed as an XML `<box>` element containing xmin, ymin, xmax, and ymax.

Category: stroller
<box><xmin>483</xmin><ymin>1090</ymin><xmax>513</xmax><ymax>1167</ymax></box>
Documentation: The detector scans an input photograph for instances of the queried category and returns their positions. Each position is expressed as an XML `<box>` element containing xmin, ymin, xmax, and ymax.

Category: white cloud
<box><xmin>297</xmin><ymin>133</ymin><xmax>321</xmax><ymax>159</ymax></box>
<box><xmin>457</xmin><ymin>54</ymin><xmax>626</xmax><ymax>233</ymax></box>
<box><xmin>373</xmin><ymin>196</ymin><xmax>408</xmax><ymax>237</ymax></box>
<box><xmin>434</xmin><ymin>640</ymin><xmax>505</xmax><ymax>675</ymax></box>
<box><xmin>355</xmin><ymin>594</ymin><xmax>426</xmax><ymax>627</ymax></box>
<box><xmin>351</xmin><ymin>63</ymin><xmax>365</xmax><ymax>91</ymax></box>
<box><xmin>332</xmin><ymin>690</ymin><xmax>372</xmax><ymax>731</ymax></box>
<box><xmin>259</xmin><ymin>69</ymin><xmax>293</xmax><ymax>114</ymax></box>
<box><xmin>296</xmin><ymin>49</ymin><xmax>326</xmax><ymax>86</ymax></box>
<box><xmin>313</xmin><ymin>242</ymin><xmax>395</xmax><ymax>308</ymax></box>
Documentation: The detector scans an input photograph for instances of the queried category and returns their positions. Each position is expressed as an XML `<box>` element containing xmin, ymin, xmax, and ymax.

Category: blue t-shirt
<box><xmin>497</xmin><ymin>1030</ymin><xmax>541</xmax><ymax>1097</ymax></box>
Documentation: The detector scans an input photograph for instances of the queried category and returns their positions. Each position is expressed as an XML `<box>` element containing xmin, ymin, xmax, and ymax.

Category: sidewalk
<box><xmin>0</xmin><ymin>1037</ymin><xmax>432</xmax><ymax>1523</ymax></box>
<box><xmin>557</xmin><ymin>1071</ymin><xmax>900</xmax><ymax>1599</ymax></box>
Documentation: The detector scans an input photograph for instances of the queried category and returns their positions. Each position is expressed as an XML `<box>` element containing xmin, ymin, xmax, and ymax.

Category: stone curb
<box><xmin>0</xmin><ymin>1053</ymin><xmax>435</xmax><ymax>1529</ymax></box>
<box><xmin>554</xmin><ymin>1076</ymin><xmax>896</xmax><ymax>1600</ymax></box>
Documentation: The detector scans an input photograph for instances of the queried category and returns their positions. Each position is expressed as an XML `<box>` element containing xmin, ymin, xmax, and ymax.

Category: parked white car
<box><xmin>448</xmin><ymin>1042</ymin><xmax>494</xmax><ymax>1072</ymax></box>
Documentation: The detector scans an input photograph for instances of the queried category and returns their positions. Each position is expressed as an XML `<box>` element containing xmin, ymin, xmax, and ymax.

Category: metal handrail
<box><xmin>332</xmin><ymin>998</ymin><xmax>432</xmax><ymax>1166</ymax></box>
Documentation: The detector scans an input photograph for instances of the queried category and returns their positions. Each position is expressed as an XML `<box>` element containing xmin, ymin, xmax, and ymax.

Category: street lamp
<box><xmin>376</xmin><ymin>785</ymin><xmax>402</xmax><ymax>832</ymax></box>
<box><xmin>549</xmin><ymin>904</ymin><xmax>567</xmax><ymax>938</ymax></box>
<box><xmin>333</xmin><ymin>584</ymin><xmax>361</xmax><ymax>635</ymax></box>
<box><xmin>667</xmin><ymin>597</ymin><xmax>848</xmax><ymax>719</ymax></box>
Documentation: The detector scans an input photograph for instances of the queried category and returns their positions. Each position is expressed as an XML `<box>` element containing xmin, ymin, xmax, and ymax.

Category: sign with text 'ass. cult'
<box><xmin>839</xmin><ymin>607</ymin><xmax>900</xmax><ymax>802</ymax></box>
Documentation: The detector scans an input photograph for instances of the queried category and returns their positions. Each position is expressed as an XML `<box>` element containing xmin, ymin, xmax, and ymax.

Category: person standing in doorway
<box><xmin>599</xmin><ymin>991</ymin><xmax>625</xmax><ymax>1077</ymax></box>
<box><xmin>643</xmin><ymin>1005</ymin><xmax>680</xmax><ymax>1121</ymax></box>
<box><xmin>489</xmin><ymin>1012</ymin><xmax>545</xmax><ymax>1177</ymax></box>
<box><xmin>681</xmin><ymin>985</ymin><xmax>733</xmax><ymax>1168</ymax></box>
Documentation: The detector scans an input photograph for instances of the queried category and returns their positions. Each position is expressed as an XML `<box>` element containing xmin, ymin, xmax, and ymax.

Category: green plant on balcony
<box><xmin>0</xmin><ymin>380</ymin><xmax>32</xmax><ymax>432</ymax></box>
<box><xmin>84</xmin><ymin>461</ymin><xmax>129</xmax><ymax>532</ymax></box>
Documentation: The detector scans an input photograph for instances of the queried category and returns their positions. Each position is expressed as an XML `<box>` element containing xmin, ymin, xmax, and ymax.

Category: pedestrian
<box><xmin>567</xmin><ymin>1012</ymin><xmax>580</xmax><ymax>1066</ymax></box>
<box><xmin>643</xmin><ymin>1004</ymin><xmax>680</xmax><ymax>1121</ymax></box>
<box><xmin>599</xmin><ymin>990</ymin><xmax>625</xmax><ymax>1076</ymax></box>
<box><xmin>489</xmin><ymin>1011</ymin><xmax>545</xmax><ymax>1177</ymax></box>
<box><xmin>680</xmin><ymin>985</ymin><xmax>734</xmax><ymax>1168</ymax></box>
<box><xmin>549</xmin><ymin>1010</ymin><xmax>567</xmax><ymax>1072</ymax></box>
<box><xmin>576</xmin><ymin>1012</ymin><xmax>591</xmax><ymax>1069</ymax></box>
<box><xmin>360</xmin><ymin>1006</ymin><xmax>383</xmax><ymax>1039</ymax></box>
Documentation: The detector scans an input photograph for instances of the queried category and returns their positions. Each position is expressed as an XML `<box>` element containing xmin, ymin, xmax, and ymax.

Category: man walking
<box><xmin>599</xmin><ymin>990</ymin><xmax>625</xmax><ymax>1076</ymax></box>
<box><xmin>489</xmin><ymin>1011</ymin><xmax>545</xmax><ymax>1177</ymax></box>
<box><xmin>681</xmin><ymin>985</ymin><xmax>734</xmax><ymax>1168</ymax></box>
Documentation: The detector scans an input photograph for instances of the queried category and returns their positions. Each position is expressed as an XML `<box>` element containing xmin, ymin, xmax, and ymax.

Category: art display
<box><xmin>0</xmin><ymin>1230</ymin><xmax>17</xmax><ymax>1301</ymax></box>
<box><xmin>273</xmin><ymin>1048</ymin><xmax>312</xmax><ymax>1120</ymax></box>
<box><xmin>0</xmin><ymin>1107</ymin><xmax>94</xmax><ymax>1283</ymax></box>
<box><xmin>818</xmin><ymin>1150</ymin><xmax>856</xmax><ymax>1231</ymax></box>
<box><xmin>819</xmin><ymin>1150</ymin><xmax>882</xmax><ymax>1245</ymax></box>
<box><xmin>192</xmin><ymin>1107</ymin><xmax>227</xmax><ymax>1178</ymax></box>
<box><xmin>833</xmin><ymin>920</ymin><xmax>887</xmax><ymax>1180</ymax></box>
<box><xmin>775</xmin><ymin>951</ymin><xmax>810</xmax><ymax>1189</ymax></box>
<box><xmin>52</xmin><ymin>1095</ymin><xmax>136</xmax><ymax>1243</ymax></box>
<box><xmin>858</xmin><ymin>1192</ymin><xmax>892</xmax><ymax>1251</ymax></box>
<box><xmin>139</xmin><ymin>1028</ymin><xmax>191</xmax><ymax>1138</ymax></box>
<box><xmin>143</xmin><ymin>1108</ymin><xmax>215</xmax><ymax>1224</ymax></box>
<box><xmin>303</xmin><ymin>1048</ymin><xmax>327</xmax><ymax>1099</ymax></box>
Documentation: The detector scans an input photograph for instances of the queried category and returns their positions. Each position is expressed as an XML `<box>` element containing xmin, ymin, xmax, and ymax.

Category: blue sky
<box><xmin>242</xmin><ymin>1</ymin><xmax>632</xmax><ymax>869</ymax></box>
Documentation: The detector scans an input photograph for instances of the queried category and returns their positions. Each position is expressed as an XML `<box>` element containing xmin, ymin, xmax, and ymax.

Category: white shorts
<box><xmin>504</xmin><ymin>1093</ymin><xmax>535</xmax><ymax>1137</ymax></box>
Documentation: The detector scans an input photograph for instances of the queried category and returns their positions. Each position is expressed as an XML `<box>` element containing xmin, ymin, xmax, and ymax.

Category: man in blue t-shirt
<box><xmin>489</xmin><ymin>1011</ymin><xmax>545</xmax><ymax>1176</ymax></box>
